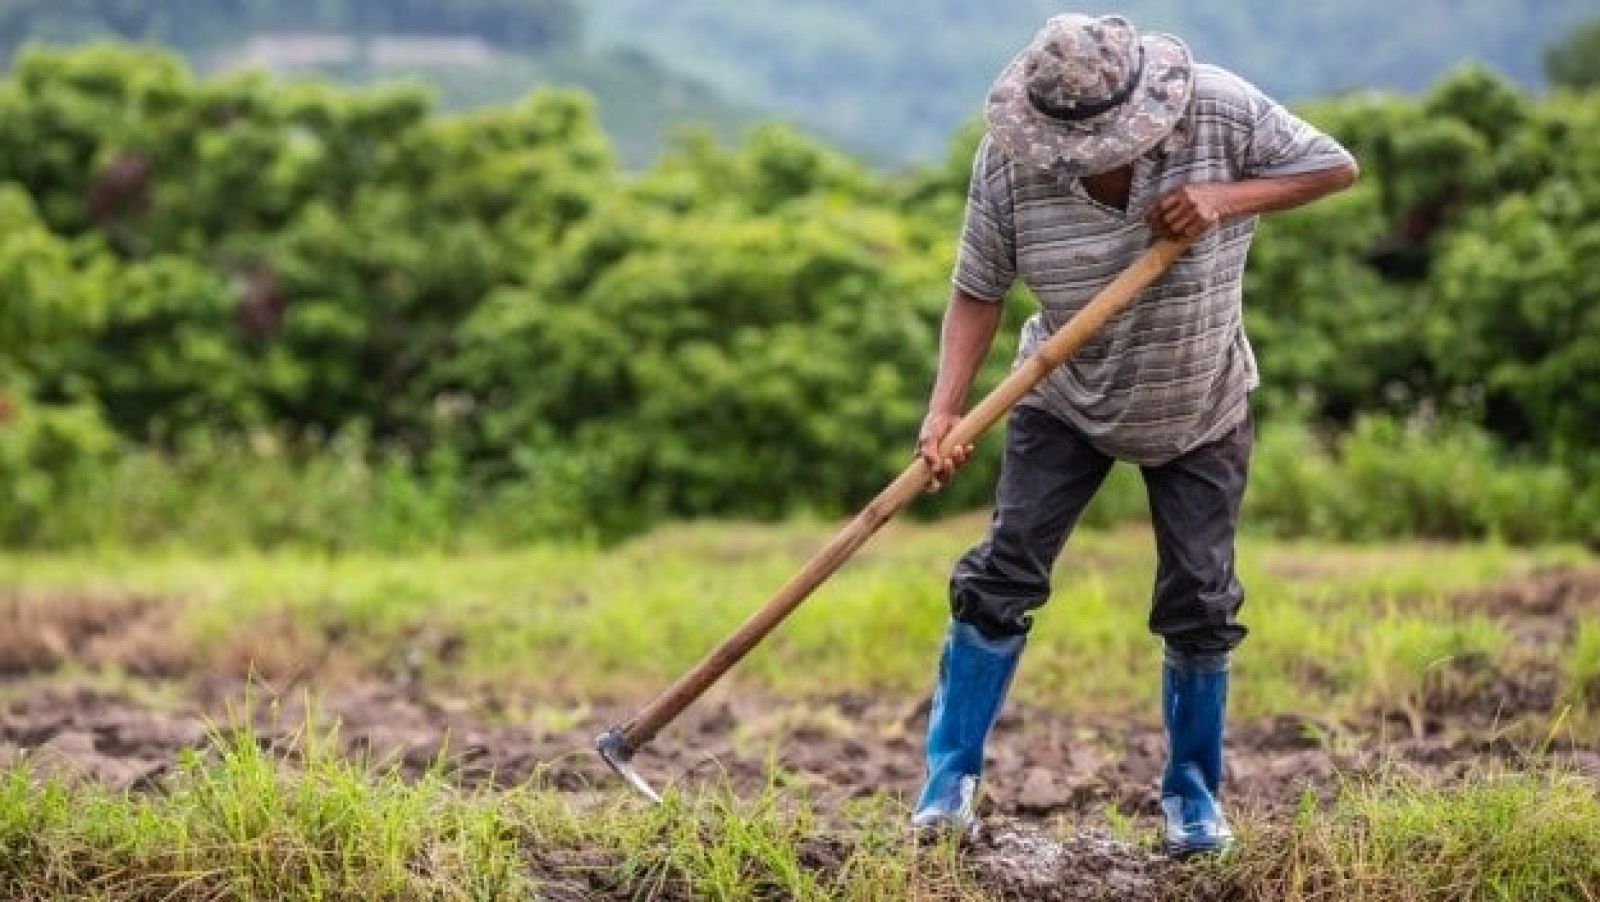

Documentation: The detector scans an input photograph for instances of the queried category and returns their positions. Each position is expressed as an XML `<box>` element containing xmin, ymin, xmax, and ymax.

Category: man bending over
<box><xmin>912</xmin><ymin>13</ymin><xmax>1358</xmax><ymax>857</ymax></box>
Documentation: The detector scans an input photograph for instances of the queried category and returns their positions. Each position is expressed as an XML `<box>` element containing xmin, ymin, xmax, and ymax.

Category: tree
<box><xmin>1545</xmin><ymin>16</ymin><xmax>1600</xmax><ymax>89</ymax></box>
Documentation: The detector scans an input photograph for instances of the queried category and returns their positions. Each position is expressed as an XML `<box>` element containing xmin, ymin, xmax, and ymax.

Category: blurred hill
<box><xmin>0</xmin><ymin>0</ymin><xmax>757</xmax><ymax>165</ymax></box>
<box><xmin>585</xmin><ymin>0</ymin><xmax>1600</xmax><ymax>164</ymax></box>
<box><xmin>4</xmin><ymin>1</ymin><xmax>1596</xmax><ymax>166</ymax></box>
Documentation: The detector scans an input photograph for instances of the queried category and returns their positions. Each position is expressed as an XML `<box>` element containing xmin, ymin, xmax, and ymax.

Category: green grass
<box><xmin>0</xmin><ymin>728</ymin><xmax>535</xmax><ymax>900</ymax></box>
<box><xmin>1220</xmin><ymin>768</ymin><xmax>1600</xmax><ymax>901</ymax></box>
<box><xmin>1</xmin><ymin>721</ymin><xmax>1597</xmax><ymax>900</ymax></box>
<box><xmin>0</xmin><ymin>520</ymin><xmax>1584</xmax><ymax>721</ymax></box>
<box><xmin>1567</xmin><ymin>621</ymin><xmax>1600</xmax><ymax>706</ymax></box>
<box><xmin>0</xmin><ymin>719</ymin><xmax>974</xmax><ymax>901</ymax></box>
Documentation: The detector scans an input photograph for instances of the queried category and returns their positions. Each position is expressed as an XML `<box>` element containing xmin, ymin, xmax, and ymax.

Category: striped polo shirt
<box><xmin>955</xmin><ymin>64</ymin><xmax>1355</xmax><ymax>466</ymax></box>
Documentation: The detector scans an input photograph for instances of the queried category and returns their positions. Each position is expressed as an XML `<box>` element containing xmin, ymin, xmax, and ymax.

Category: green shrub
<box><xmin>1247</xmin><ymin>415</ymin><xmax>1588</xmax><ymax>543</ymax></box>
<box><xmin>1</xmin><ymin>48</ymin><xmax>1598</xmax><ymax>548</ymax></box>
<box><xmin>3</xmin><ymin>426</ymin><xmax>557</xmax><ymax>552</ymax></box>
<box><xmin>0</xmin><ymin>387</ymin><xmax>118</xmax><ymax>545</ymax></box>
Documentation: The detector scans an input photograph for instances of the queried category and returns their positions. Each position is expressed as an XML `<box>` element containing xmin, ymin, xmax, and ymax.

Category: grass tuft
<box><xmin>1212</xmin><ymin>767</ymin><xmax>1600</xmax><ymax>902</ymax></box>
<box><xmin>1565</xmin><ymin>621</ymin><xmax>1600</xmax><ymax>711</ymax></box>
<box><xmin>0</xmin><ymin>717</ymin><xmax>982</xmax><ymax>900</ymax></box>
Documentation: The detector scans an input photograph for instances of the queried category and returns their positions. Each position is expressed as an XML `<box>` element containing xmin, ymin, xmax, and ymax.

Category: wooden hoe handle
<box><xmin>601</xmin><ymin>237</ymin><xmax>1193</xmax><ymax>769</ymax></box>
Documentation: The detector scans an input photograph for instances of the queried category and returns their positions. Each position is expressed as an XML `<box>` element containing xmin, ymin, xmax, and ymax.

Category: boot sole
<box><xmin>908</xmin><ymin>817</ymin><xmax>980</xmax><ymax>846</ymax></box>
<box><xmin>1165</xmin><ymin>836</ymin><xmax>1233</xmax><ymax>859</ymax></box>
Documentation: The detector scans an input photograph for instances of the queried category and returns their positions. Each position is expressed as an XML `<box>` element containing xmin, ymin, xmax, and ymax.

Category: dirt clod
<box><xmin>970</xmin><ymin>823</ymin><xmax>1165</xmax><ymax>902</ymax></box>
<box><xmin>0</xmin><ymin>592</ymin><xmax>191</xmax><ymax>677</ymax></box>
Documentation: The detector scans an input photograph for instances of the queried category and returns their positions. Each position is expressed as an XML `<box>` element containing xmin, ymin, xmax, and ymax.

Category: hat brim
<box><xmin>985</xmin><ymin>33</ymin><xmax>1194</xmax><ymax>177</ymax></box>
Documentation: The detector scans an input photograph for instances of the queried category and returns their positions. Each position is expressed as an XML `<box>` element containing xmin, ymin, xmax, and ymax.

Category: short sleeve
<box><xmin>1235</xmin><ymin>79</ymin><xmax>1356</xmax><ymax>178</ymax></box>
<box><xmin>952</xmin><ymin>136</ymin><xmax>1017</xmax><ymax>303</ymax></box>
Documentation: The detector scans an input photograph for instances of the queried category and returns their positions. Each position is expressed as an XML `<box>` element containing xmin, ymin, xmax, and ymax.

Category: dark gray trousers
<box><xmin>950</xmin><ymin>404</ymin><xmax>1251</xmax><ymax>656</ymax></box>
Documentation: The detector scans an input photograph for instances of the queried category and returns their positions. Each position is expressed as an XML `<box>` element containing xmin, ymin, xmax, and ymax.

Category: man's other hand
<box><xmin>918</xmin><ymin>409</ymin><xmax>975</xmax><ymax>492</ymax></box>
<box><xmin>1148</xmin><ymin>184</ymin><xmax>1232</xmax><ymax>240</ymax></box>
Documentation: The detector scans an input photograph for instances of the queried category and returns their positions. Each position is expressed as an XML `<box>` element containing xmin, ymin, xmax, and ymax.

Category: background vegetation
<box><xmin>2</xmin><ymin>38</ymin><xmax>1599</xmax><ymax>550</ymax></box>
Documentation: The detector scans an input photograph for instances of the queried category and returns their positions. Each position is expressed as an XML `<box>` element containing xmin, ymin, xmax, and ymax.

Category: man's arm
<box><xmin>1147</xmin><ymin>162</ymin><xmax>1360</xmax><ymax>240</ymax></box>
<box><xmin>918</xmin><ymin>288</ymin><xmax>1004</xmax><ymax>491</ymax></box>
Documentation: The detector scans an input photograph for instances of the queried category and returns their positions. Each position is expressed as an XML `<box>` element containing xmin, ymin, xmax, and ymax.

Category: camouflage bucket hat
<box><xmin>986</xmin><ymin>14</ymin><xmax>1194</xmax><ymax>176</ymax></box>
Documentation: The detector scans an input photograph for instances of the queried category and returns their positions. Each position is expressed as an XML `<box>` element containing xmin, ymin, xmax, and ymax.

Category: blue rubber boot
<box><xmin>911</xmin><ymin>621</ymin><xmax>1026</xmax><ymax>837</ymax></box>
<box><xmin>1160</xmin><ymin>650</ymin><xmax>1234</xmax><ymax>857</ymax></box>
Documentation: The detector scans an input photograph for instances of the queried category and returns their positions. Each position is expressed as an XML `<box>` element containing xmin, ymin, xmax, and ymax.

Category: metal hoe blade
<box><xmin>595</xmin><ymin>729</ymin><xmax>662</xmax><ymax>804</ymax></box>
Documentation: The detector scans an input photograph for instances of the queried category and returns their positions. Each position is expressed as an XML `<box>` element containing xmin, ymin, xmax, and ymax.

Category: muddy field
<box><xmin>9</xmin><ymin>679</ymin><xmax>1596</xmax><ymax>820</ymax></box>
<box><xmin>11</xmin><ymin>685</ymin><xmax>1586</xmax><ymax>902</ymax></box>
<box><xmin>3</xmin><ymin>566</ymin><xmax>1600</xmax><ymax>899</ymax></box>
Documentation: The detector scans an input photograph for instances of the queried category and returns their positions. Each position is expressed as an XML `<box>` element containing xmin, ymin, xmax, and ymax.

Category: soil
<box><xmin>1457</xmin><ymin>564</ymin><xmax>1600</xmax><ymax>643</ymax></box>
<box><xmin>3</xmin><ymin>567</ymin><xmax>1600</xmax><ymax>899</ymax></box>
<box><xmin>8</xmin><ymin>680</ymin><xmax>1595</xmax><ymax>811</ymax></box>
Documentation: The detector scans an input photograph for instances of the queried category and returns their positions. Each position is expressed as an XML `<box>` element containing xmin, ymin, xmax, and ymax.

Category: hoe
<box><xmin>597</xmin><ymin>237</ymin><xmax>1192</xmax><ymax>802</ymax></box>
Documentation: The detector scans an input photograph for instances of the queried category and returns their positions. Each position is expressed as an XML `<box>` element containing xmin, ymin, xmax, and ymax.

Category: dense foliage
<box><xmin>1</xmin><ymin>46</ymin><xmax>1597</xmax><ymax>548</ymax></box>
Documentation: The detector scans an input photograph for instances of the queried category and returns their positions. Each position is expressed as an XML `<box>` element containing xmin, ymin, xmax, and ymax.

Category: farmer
<box><xmin>913</xmin><ymin>14</ymin><xmax>1358</xmax><ymax>855</ymax></box>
